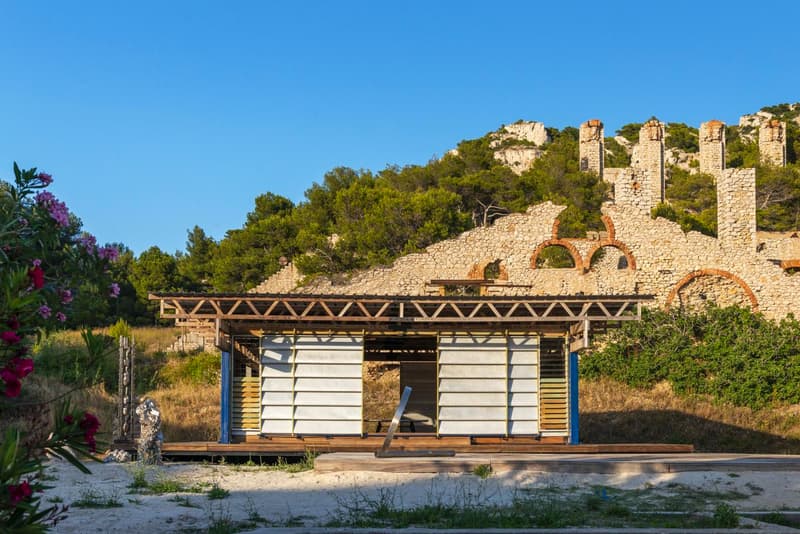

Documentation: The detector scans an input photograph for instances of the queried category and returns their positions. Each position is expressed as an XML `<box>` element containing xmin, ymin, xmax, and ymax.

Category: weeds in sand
<box><xmin>207</xmin><ymin>483</ymin><xmax>230</xmax><ymax>500</ymax></box>
<box><xmin>713</xmin><ymin>503</ymin><xmax>739</xmax><ymax>527</ymax></box>
<box><xmin>472</xmin><ymin>464</ymin><xmax>493</xmax><ymax>479</ymax></box>
<box><xmin>72</xmin><ymin>487</ymin><xmax>123</xmax><ymax>509</ymax></box>
<box><xmin>205</xmin><ymin>502</ymin><xmax>236</xmax><ymax>534</ymax></box>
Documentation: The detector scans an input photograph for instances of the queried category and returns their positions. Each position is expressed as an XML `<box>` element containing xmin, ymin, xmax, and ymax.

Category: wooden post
<box><xmin>219</xmin><ymin>350</ymin><xmax>232</xmax><ymax>444</ymax></box>
<box><xmin>568</xmin><ymin>351</ymin><xmax>579</xmax><ymax>445</ymax></box>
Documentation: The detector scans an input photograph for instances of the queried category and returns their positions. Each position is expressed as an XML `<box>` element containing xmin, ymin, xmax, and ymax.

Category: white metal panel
<box><xmin>508</xmin><ymin>393</ymin><xmax>538</xmax><ymax>406</ymax></box>
<box><xmin>438</xmin><ymin>378</ymin><xmax>506</xmax><ymax>393</ymax></box>
<box><xmin>294</xmin><ymin>406</ymin><xmax>360</xmax><ymax>420</ymax></box>
<box><xmin>509</xmin><ymin>365</ymin><xmax>538</xmax><ymax>379</ymax></box>
<box><xmin>293</xmin><ymin>363</ymin><xmax>361</xmax><ymax>378</ymax></box>
<box><xmin>293</xmin><ymin>378</ymin><xmax>362</xmax><ymax>392</ymax></box>
<box><xmin>438</xmin><ymin>392</ymin><xmax>506</xmax><ymax>406</ymax></box>
<box><xmin>508</xmin><ymin>379</ymin><xmax>537</xmax><ymax>392</ymax></box>
<box><xmin>509</xmin><ymin>406</ymin><xmax>537</xmax><ymax>420</ymax></box>
<box><xmin>438</xmin><ymin>351</ymin><xmax>506</xmax><ymax>365</ymax></box>
<box><xmin>508</xmin><ymin>336</ymin><xmax>539</xmax><ymax>349</ymax></box>
<box><xmin>439</xmin><ymin>421</ymin><xmax>506</xmax><ymax>434</ymax></box>
<box><xmin>508</xmin><ymin>420</ymin><xmax>539</xmax><ymax>434</ymax></box>
<box><xmin>261</xmin><ymin>363</ymin><xmax>293</xmax><ymax>377</ymax></box>
<box><xmin>439</xmin><ymin>406</ymin><xmax>506</xmax><ymax>420</ymax></box>
<box><xmin>261</xmin><ymin>420</ymin><xmax>293</xmax><ymax>434</ymax></box>
<box><xmin>294</xmin><ymin>420</ymin><xmax>361</xmax><ymax>434</ymax></box>
<box><xmin>438</xmin><ymin>365</ymin><xmax>506</xmax><ymax>378</ymax></box>
<box><xmin>261</xmin><ymin>391</ymin><xmax>293</xmax><ymax>405</ymax></box>
<box><xmin>293</xmin><ymin>392</ymin><xmax>362</xmax><ymax>406</ymax></box>
<box><xmin>294</xmin><ymin>334</ymin><xmax>362</xmax><ymax>350</ymax></box>
<box><xmin>294</xmin><ymin>351</ymin><xmax>362</xmax><ymax>364</ymax></box>
<box><xmin>262</xmin><ymin>377</ymin><xmax>293</xmax><ymax>391</ymax></box>
<box><xmin>262</xmin><ymin>405</ymin><xmax>293</xmax><ymax>419</ymax></box>
<box><xmin>439</xmin><ymin>334</ymin><xmax>508</xmax><ymax>349</ymax></box>
<box><xmin>509</xmin><ymin>351</ymin><xmax>538</xmax><ymax>365</ymax></box>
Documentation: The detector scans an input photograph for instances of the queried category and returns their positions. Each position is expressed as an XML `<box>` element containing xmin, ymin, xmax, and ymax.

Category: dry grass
<box><xmin>581</xmin><ymin>377</ymin><xmax>800</xmax><ymax>452</ymax></box>
<box><xmin>146</xmin><ymin>382</ymin><xmax>220</xmax><ymax>442</ymax></box>
<box><xmin>362</xmin><ymin>362</ymin><xmax>400</xmax><ymax>429</ymax></box>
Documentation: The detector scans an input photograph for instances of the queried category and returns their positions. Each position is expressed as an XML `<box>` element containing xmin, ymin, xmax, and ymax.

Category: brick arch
<box><xmin>530</xmin><ymin>239</ymin><xmax>584</xmax><ymax>271</ymax></box>
<box><xmin>600</xmin><ymin>215</ymin><xmax>616</xmax><ymax>240</ymax></box>
<box><xmin>665</xmin><ymin>269</ymin><xmax>758</xmax><ymax>311</ymax></box>
<box><xmin>585</xmin><ymin>240</ymin><xmax>637</xmax><ymax>272</ymax></box>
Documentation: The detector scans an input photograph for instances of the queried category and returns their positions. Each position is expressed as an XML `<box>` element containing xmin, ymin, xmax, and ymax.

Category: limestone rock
<box><xmin>493</xmin><ymin>146</ymin><xmax>543</xmax><ymax>174</ymax></box>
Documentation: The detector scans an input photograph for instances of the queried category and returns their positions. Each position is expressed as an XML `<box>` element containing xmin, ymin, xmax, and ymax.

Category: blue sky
<box><xmin>1</xmin><ymin>1</ymin><xmax>798</xmax><ymax>255</ymax></box>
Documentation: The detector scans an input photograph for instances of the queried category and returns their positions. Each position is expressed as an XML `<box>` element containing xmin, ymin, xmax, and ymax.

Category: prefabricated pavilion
<box><xmin>150</xmin><ymin>292</ymin><xmax>652</xmax><ymax>453</ymax></box>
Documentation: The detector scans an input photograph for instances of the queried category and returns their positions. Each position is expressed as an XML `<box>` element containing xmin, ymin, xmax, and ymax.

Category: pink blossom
<box><xmin>35</xmin><ymin>191</ymin><xmax>70</xmax><ymax>227</ymax></box>
<box><xmin>8</xmin><ymin>480</ymin><xmax>32</xmax><ymax>506</ymax></box>
<box><xmin>8</xmin><ymin>357</ymin><xmax>33</xmax><ymax>378</ymax></box>
<box><xmin>32</xmin><ymin>259</ymin><xmax>41</xmax><ymax>267</ymax></box>
<box><xmin>56</xmin><ymin>312</ymin><xmax>67</xmax><ymax>322</ymax></box>
<box><xmin>98</xmin><ymin>246</ymin><xmax>120</xmax><ymax>262</ymax></box>
<box><xmin>28</xmin><ymin>265</ymin><xmax>45</xmax><ymax>289</ymax></box>
<box><xmin>79</xmin><ymin>233</ymin><xmax>97</xmax><ymax>254</ymax></box>
<box><xmin>38</xmin><ymin>305</ymin><xmax>52</xmax><ymax>319</ymax></box>
<box><xmin>1</xmin><ymin>331</ymin><xmax>21</xmax><ymax>345</ymax></box>
<box><xmin>6</xmin><ymin>317</ymin><xmax>20</xmax><ymax>330</ymax></box>
<box><xmin>59</xmin><ymin>288</ymin><xmax>73</xmax><ymax>304</ymax></box>
<box><xmin>35</xmin><ymin>172</ymin><xmax>53</xmax><ymax>186</ymax></box>
<box><xmin>109</xmin><ymin>282</ymin><xmax>120</xmax><ymax>298</ymax></box>
<box><xmin>1</xmin><ymin>369</ymin><xmax>21</xmax><ymax>397</ymax></box>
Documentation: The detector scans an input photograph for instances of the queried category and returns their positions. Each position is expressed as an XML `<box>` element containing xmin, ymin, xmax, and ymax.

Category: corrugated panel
<box><xmin>260</xmin><ymin>335</ymin><xmax>294</xmax><ymax>434</ymax></box>
<box><xmin>438</xmin><ymin>334</ymin><xmax>506</xmax><ymax>435</ymax></box>
<box><xmin>260</xmin><ymin>334</ymin><xmax>364</xmax><ymax>436</ymax></box>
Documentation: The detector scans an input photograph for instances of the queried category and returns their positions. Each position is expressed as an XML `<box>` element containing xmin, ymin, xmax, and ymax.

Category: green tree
<box><xmin>665</xmin><ymin>122</ymin><xmax>699</xmax><ymax>153</ymax></box>
<box><xmin>616</xmin><ymin>123</ymin><xmax>642</xmax><ymax>144</ymax></box>
<box><xmin>177</xmin><ymin>226</ymin><xmax>217</xmax><ymax>292</ymax></box>
<box><xmin>130</xmin><ymin>246</ymin><xmax>183</xmax><ymax>302</ymax></box>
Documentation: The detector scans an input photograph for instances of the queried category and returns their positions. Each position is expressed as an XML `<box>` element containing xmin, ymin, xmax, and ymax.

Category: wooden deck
<box><xmin>160</xmin><ymin>435</ymin><xmax>693</xmax><ymax>457</ymax></box>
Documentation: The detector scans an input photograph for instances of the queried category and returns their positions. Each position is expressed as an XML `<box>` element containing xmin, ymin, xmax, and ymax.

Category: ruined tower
<box><xmin>613</xmin><ymin>168</ymin><xmax>653</xmax><ymax>215</ymax></box>
<box><xmin>631</xmin><ymin>119</ymin><xmax>665</xmax><ymax>208</ymax></box>
<box><xmin>699</xmin><ymin>120</ymin><xmax>726</xmax><ymax>179</ymax></box>
<box><xmin>579</xmin><ymin>119</ymin><xmax>604</xmax><ymax>176</ymax></box>
<box><xmin>717</xmin><ymin>168</ymin><xmax>756</xmax><ymax>251</ymax></box>
<box><xmin>759</xmin><ymin>119</ymin><xmax>787</xmax><ymax>166</ymax></box>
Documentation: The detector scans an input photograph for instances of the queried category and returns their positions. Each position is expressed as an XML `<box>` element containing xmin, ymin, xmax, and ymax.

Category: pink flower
<box><xmin>8</xmin><ymin>480</ymin><xmax>32</xmax><ymax>506</ymax></box>
<box><xmin>56</xmin><ymin>312</ymin><xmax>67</xmax><ymax>323</ymax></box>
<box><xmin>35</xmin><ymin>172</ymin><xmax>53</xmax><ymax>186</ymax></box>
<box><xmin>59</xmin><ymin>288</ymin><xmax>73</xmax><ymax>304</ymax></box>
<box><xmin>79</xmin><ymin>233</ymin><xmax>97</xmax><ymax>254</ymax></box>
<box><xmin>1</xmin><ymin>331</ymin><xmax>21</xmax><ymax>345</ymax></box>
<box><xmin>6</xmin><ymin>317</ymin><xmax>20</xmax><ymax>330</ymax></box>
<box><xmin>80</xmin><ymin>412</ymin><xmax>100</xmax><ymax>452</ymax></box>
<box><xmin>98</xmin><ymin>246</ymin><xmax>120</xmax><ymax>262</ymax></box>
<box><xmin>35</xmin><ymin>192</ymin><xmax>70</xmax><ymax>227</ymax></box>
<box><xmin>32</xmin><ymin>259</ymin><xmax>41</xmax><ymax>267</ymax></box>
<box><xmin>38</xmin><ymin>305</ymin><xmax>52</xmax><ymax>319</ymax></box>
<box><xmin>8</xmin><ymin>357</ymin><xmax>34</xmax><ymax>378</ymax></box>
<box><xmin>63</xmin><ymin>414</ymin><xmax>74</xmax><ymax>425</ymax></box>
<box><xmin>109</xmin><ymin>282</ymin><xmax>120</xmax><ymax>298</ymax></box>
<box><xmin>1</xmin><ymin>369</ymin><xmax>21</xmax><ymax>397</ymax></box>
<box><xmin>28</xmin><ymin>265</ymin><xmax>45</xmax><ymax>289</ymax></box>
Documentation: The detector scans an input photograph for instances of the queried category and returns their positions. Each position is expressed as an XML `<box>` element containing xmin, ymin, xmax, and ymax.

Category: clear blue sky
<box><xmin>2</xmin><ymin>1</ymin><xmax>798</xmax><ymax>255</ymax></box>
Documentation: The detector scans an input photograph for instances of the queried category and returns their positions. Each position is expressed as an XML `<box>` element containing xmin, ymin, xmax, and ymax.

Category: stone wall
<box><xmin>631</xmin><ymin>119</ymin><xmax>665</xmax><ymax>208</ymax></box>
<box><xmin>759</xmin><ymin>119</ymin><xmax>787</xmax><ymax>166</ymax></box>
<box><xmin>717</xmin><ymin>168</ymin><xmax>756</xmax><ymax>251</ymax></box>
<box><xmin>282</xmin><ymin>200</ymin><xmax>800</xmax><ymax>320</ymax></box>
<box><xmin>579</xmin><ymin>119</ymin><xmax>604</xmax><ymax>175</ymax></box>
<box><xmin>699</xmin><ymin>120</ymin><xmax>726</xmax><ymax>179</ymax></box>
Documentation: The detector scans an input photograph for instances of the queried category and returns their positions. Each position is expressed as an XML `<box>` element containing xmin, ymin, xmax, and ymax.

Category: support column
<box><xmin>568</xmin><ymin>351</ymin><xmax>580</xmax><ymax>445</ymax></box>
<box><xmin>219</xmin><ymin>350</ymin><xmax>232</xmax><ymax>444</ymax></box>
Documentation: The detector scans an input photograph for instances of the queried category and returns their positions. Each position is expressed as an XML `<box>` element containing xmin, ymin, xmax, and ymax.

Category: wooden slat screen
<box><xmin>539</xmin><ymin>338</ymin><xmax>567</xmax><ymax>431</ymax></box>
<box><xmin>232</xmin><ymin>377</ymin><xmax>260</xmax><ymax>430</ymax></box>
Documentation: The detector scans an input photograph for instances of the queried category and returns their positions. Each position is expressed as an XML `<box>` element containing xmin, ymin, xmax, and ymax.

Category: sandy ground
<box><xmin>44</xmin><ymin>458</ymin><xmax>800</xmax><ymax>533</ymax></box>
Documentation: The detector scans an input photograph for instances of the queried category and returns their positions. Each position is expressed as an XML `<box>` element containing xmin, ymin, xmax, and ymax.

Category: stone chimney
<box><xmin>631</xmin><ymin>119</ymin><xmax>665</xmax><ymax>208</ymax></box>
<box><xmin>579</xmin><ymin>119</ymin><xmax>604</xmax><ymax>177</ymax></box>
<box><xmin>717</xmin><ymin>168</ymin><xmax>756</xmax><ymax>251</ymax></box>
<box><xmin>759</xmin><ymin>119</ymin><xmax>787</xmax><ymax>166</ymax></box>
<box><xmin>613</xmin><ymin>168</ymin><xmax>653</xmax><ymax>215</ymax></box>
<box><xmin>699</xmin><ymin>120</ymin><xmax>726</xmax><ymax>179</ymax></box>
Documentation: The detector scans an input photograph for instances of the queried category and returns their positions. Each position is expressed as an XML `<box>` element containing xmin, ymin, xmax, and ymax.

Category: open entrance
<box><xmin>363</xmin><ymin>335</ymin><xmax>437</xmax><ymax>434</ymax></box>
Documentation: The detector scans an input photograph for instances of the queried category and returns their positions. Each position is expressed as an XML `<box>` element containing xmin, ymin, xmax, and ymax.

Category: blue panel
<box><xmin>568</xmin><ymin>351</ymin><xmax>579</xmax><ymax>445</ymax></box>
<box><xmin>219</xmin><ymin>350</ymin><xmax>232</xmax><ymax>444</ymax></box>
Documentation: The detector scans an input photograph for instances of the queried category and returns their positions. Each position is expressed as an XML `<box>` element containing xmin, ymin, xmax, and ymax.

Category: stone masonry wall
<box><xmin>286</xmin><ymin>201</ymin><xmax>800</xmax><ymax>320</ymax></box>
<box><xmin>759</xmin><ymin>119</ymin><xmax>787</xmax><ymax>166</ymax></box>
<box><xmin>631</xmin><ymin>119</ymin><xmax>665</xmax><ymax>208</ymax></box>
<box><xmin>699</xmin><ymin>120</ymin><xmax>726</xmax><ymax>179</ymax></box>
<box><xmin>579</xmin><ymin>119</ymin><xmax>604</xmax><ymax>175</ymax></box>
<box><xmin>717</xmin><ymin>168</ymin><xmax>756</xmax><ymax>251</ymax></box>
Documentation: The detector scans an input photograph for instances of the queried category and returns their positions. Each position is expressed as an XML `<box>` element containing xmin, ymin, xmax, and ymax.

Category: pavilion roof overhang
<box><xmin>149</xmin><ymin>292</ymin><xmax>653</xmax><ymax>333</ymax></box>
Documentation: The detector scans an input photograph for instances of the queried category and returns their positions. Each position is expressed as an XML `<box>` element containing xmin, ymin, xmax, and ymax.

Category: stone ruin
<box><xmin>250</xmin><ymin>115</ymin><xmax>799</xmax><ymax>321</ymax></box>
<box><xmin>135</xmin><ymin>398</ymin><xmax>163</xmax><ymax>464</ymax></box>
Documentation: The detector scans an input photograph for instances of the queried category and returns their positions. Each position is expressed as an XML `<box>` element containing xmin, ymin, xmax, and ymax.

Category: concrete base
<box><xmin>315</xmin><ymin>452</ymin><xmax>800</xmax><ymax>474</ymax></box>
